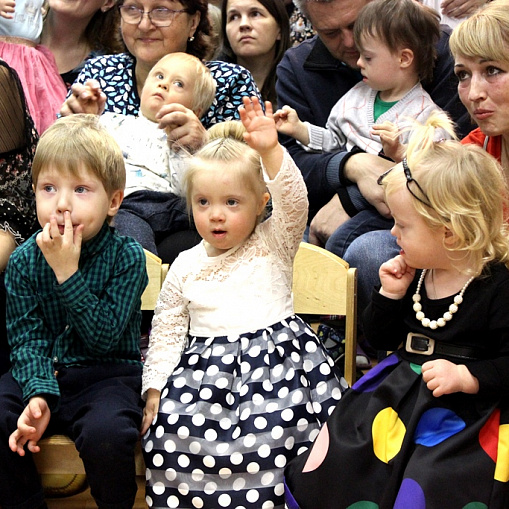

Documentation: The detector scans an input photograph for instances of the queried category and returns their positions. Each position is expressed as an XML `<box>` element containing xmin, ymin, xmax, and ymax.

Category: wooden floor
<box><xmin>46</xmin><ymin>478</ymin><xmax>147</xmax><ymax>509</ymax></box>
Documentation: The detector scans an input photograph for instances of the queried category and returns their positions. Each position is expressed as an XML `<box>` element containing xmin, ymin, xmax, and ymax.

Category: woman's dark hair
<box><xmin>219</xmin><ymin>0</ymin><xmax>290</xmax><ymax>104</ymax></box>
<box><xmin>86</xmin><ymin>6</ymin><xmax>125</xmax><ymax>54</ymax></box>
<box><xmin>117</xmin><ymin>0</ymin><xmax>213</xmax><ymax>60</ymax></box>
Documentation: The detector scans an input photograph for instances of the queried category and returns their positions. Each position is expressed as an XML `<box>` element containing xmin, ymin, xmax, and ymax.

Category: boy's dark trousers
<box><xmin>0</xmin><ymin>363</ymin><xmax>143</xmax><ymax>509</ymax></box>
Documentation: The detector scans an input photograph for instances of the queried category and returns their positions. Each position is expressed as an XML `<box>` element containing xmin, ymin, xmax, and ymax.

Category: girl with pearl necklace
<box><xmin>284</xmin><ymin>110</ymin><xmax>509</xmax><ymax>509</ymax></box>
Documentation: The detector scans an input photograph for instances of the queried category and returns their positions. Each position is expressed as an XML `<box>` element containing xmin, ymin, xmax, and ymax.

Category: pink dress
<box><xmin>0</xmin><ymin>0</ymin><xmax>66</xmax><ymax>134</ymax></box>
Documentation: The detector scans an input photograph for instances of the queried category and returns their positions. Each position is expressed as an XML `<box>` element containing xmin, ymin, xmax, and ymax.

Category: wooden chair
<box><xmin>292</xmin><ymin>242</ymin><xmax>358</xmax><ymax>387</ymax></box>
<box><xmin>35</xmin><ymin>244</ymin><xmax>358</xmax><ymax>500</ymax></box>
<box><xmin>34</xmin><ymin>250</ymin><xmax>168</xmax><ymax>500</ymax></box>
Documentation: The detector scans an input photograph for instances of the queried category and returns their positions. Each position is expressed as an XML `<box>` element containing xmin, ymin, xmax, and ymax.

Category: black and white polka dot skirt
<box><xmin>142</xmin><ymin>315</ymin><xmax>346</xmax><ymax>508</ymax></box>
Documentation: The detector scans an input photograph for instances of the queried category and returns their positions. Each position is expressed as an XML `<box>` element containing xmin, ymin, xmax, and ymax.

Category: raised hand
<box><xmin>238</xmin><ymin>96</ymin><xmax>283</xmax><ymax>180</ymax></box>
<box><xmin>238</xmin><ymin>97</ymin><xmax>278</xmax><ymax>156</ymax></box>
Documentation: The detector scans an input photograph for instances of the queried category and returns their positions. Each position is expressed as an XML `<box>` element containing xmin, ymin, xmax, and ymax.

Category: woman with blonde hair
<box><xmin>449</xmin><ymin>0</ymin><xmax>509</xmax><ymax>174</ymax></box>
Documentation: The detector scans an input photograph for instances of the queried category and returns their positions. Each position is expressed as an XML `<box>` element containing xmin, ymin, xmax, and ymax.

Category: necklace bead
<box><xmin>412</xmin><ymin>269</ymin><xmax>474</xmax><ymax>328</ymax></box>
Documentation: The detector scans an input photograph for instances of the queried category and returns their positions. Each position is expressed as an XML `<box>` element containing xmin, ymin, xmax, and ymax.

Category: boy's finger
<box><xmin>74</xmin><ymin>224</ymin><xmax>84</xmax><ymax>251</ymax></box>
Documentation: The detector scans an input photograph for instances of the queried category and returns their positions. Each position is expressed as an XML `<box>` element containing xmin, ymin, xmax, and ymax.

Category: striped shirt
<box><xmin>5</xmin><ymin>223</ymin><xmax>148</xmax><ymax>408</ymax></box>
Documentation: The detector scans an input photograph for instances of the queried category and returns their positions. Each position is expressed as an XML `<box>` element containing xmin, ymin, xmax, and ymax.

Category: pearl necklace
<box><xmin>412</xmin><ymin>269</ymin><xmax>474</xmax><ymax>329</ymax></box>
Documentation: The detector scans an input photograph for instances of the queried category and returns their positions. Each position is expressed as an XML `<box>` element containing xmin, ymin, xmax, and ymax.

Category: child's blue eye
<box><xmin>226</xmin><ymin>199</ymin><xmax>238</xmax><ymax>206</ymax></box>
<box><xmin>75</xmin><ymin>186</ymin><xmax>87</xmax><ymax>194</ymax></box>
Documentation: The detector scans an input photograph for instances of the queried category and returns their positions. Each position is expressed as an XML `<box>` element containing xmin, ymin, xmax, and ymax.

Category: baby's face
<box><xmin>140</xmin><ymin>58</ymin><xmax>197</xmax><ymax>122</ymax></box>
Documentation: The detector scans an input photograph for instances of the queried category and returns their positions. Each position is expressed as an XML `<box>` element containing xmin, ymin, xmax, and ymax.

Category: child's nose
<box><xmin>157</xmin><ymin>81</ymin><xmax>168</xmax><ymax>91</ymax></box>
<box><xmin>210</xmin><ymin>206</ymin><xmax>225</xmax><ymax>221</ymax></box>
<box><xmin>56</xmin><ymin>192</ymin><xmax>72</xmax><ymax>213</ymax></box>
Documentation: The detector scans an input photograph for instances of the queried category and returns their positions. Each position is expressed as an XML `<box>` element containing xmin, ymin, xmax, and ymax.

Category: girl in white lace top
<box><xmin>140</xmin><ymin>97</ymin><xmax>345</xmax><ymax>509</ymax></box>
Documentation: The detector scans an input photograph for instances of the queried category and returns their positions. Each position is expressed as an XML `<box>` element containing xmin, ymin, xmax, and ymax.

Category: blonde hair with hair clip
<box><xmin>449</xmin><ymin>0</ymin><xmax>509</xmax><ymax>63</ymax></box>
<box><xmin>32</xmin><ymin>114</ymin><xmax>125</xmax><ymax>196</ymax></box>
<box><xmin>183</xmin><ymin>121</ymin><xmax>268</xmax><ymax>224</ymax></box>
<box><xmin>382</xmin><ymin>111</ymin><xmax>509</xmax><ymax>276</ymax></box>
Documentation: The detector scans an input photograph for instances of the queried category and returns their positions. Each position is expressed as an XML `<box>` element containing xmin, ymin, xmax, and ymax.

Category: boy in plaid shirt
<box><xmin>0</xmin><ymin>115</ymin><xmax>148</xmax><ymax>509</ymax></box>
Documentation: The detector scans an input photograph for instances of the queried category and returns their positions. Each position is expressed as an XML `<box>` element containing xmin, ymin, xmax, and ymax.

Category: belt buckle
<box><xmin>406</xmin><ymin>332</ymin><xmax>435</xmax><ymax>356</ymax></box>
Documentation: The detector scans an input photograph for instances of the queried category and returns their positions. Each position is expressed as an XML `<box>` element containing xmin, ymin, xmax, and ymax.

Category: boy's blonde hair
<box><xmin>32</xmin><ymin>114</ymin><xmax>125</xmax><ymax>196</ymax></box>
<box><xmin>449</xmin><ymin>0</ymin><xmax>509</xmax><ymax>63</ymax></box>
<box><xmin>155</xmin><ymin>53</ymin><xmax>216</xmax><ymax>116</ymax></box>
<box><xmin>183</xmin><ymin>121</ymin><xmax>268</xmax><ymax>223</ymax></box>
<box><xmin>382</xmin><ymin>111</ymin><xmax>509</xmax><ymax>276</ymax></box>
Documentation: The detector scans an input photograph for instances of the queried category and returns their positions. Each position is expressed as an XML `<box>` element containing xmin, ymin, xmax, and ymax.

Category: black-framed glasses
<box><xmin>377</xmin><ymin>158</ymin><xmax>432</xmax><ymax>207</ymax></box>
<box><xmin>119</xmin><ymin>5</ymin><xmax>190</xmax><ymax>27</ymax></box>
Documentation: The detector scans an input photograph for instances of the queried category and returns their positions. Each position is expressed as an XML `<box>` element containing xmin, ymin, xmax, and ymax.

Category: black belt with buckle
<box><xmin>405</xmin><ymin>333</ymin><xmax>480</xmax><ymax>360</ymax></box>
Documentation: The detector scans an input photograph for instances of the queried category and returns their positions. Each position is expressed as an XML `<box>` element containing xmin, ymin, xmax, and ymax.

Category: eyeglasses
<box><xmin>119</xmin><ymin>5</ymin><xmax>190</xmax><ymax>27</ymax></box>
<box><xmin>377</xmin><ymin>158</ymin><xmax>432</xmax><ymax>207</ymax></box>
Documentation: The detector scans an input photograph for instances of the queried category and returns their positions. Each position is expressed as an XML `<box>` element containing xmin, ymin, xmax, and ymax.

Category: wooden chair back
<box><xmin>292</xmin><ymin>242</ymin><xmax>358</xmax><ymax>387</ymax></box>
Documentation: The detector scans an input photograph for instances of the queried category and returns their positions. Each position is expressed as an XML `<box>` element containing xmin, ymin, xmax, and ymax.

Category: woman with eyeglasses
<box><xmin>60</xmin><ymin>0</ymin><xmax>260</xmax><ymax>151</ymax></box>
<box><xmin>59</xmin><ymin>0</ymin><xmax>261</xmax><ymax>263</ymax></box>
<box><xmin>216</xmin><ymin>0</ymin><xmax>290</xmax><ymax>105</ymax></box>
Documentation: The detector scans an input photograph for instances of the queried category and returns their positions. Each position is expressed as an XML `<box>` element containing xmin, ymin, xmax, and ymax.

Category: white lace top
<box><xmin>142</xmin><ymin>149</ymin><xmax>308</xmax><ymax>396</ymax></box>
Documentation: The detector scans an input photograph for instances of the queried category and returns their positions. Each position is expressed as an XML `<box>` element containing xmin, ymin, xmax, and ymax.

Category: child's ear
<box><xmin>258</xmin><ymin>191</ymin><xmax>270</xmax><ymax>215</ymax></box>
<box><xmin>107</xmin><ymin>189</ymin><xmax>124</xmax><ymax>218</ymax></box>
<box><xmin>102</xmin><ymin>0</ymin><xmax>116</xmax><ymax>12</ymax></box>
<box><xmin>443</xmin><ymin>227</ymin><xmax>456</xmax><ymax>245</ymax></box>
<box><xmin>399</xmin><ymin>48</ymin><xmax>414</xmax><ymax>69</ymax></box>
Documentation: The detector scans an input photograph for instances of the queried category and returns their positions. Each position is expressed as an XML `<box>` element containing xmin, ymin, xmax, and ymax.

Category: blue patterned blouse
<box><xmin>72</xmin><ymin>53</ymin><xmax>262</xmax><ymax>128</ymax></box>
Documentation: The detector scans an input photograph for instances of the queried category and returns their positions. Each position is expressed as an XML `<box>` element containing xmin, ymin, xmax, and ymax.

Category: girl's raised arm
<box><xmin>239</xmin><ymin>96</ymin><xmax>284</xmax><ymax>180</ymax></box>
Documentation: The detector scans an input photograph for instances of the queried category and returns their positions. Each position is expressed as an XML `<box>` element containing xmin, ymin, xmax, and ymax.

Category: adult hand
<box><xmin>9</xmin><ymin>397</ymin><xmax>51</xmax><ymax>456</ymax></box>
<box><xmin>343</xmin><ymin>152</ymin><xmax>392</xmax><ymax>217</ymax></box>
<box><xmin>36</xmin><ymin>211</ymin><xmax>82</xmax><ymax>284</ymax></box>
<box><xmin>308</xmin><ymin>194</ymin><xmax>351</xmax><ymax>247</ymax></box>
<box><xmin>422</xmin><ymin>360</ymin><xmax>479</xmax><ymax>397</ymax></box>
<box><xmin>440</xmin><ymin>0</ymin><xmax>485</xmax><ymax>19</ymax></box>
<box><xmin>59</xmin><ymin>79</ymin><xmax>106</xmax><ymax>117</ymax></box>
<box><xmin>157</xmin><ymin>103</ymin><xmax>207</xmax><ymax>153</ymax></box>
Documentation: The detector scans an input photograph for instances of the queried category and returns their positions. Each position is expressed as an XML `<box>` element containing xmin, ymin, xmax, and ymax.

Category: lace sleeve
<box><xmin>261</xmin><ymin>149</ymin><xmax>309</xmax><ymax>266</ymax></box>
<box><xmin>141</xmin><ymin>267</ymin><xmax>190</xmax><ymax>397</ymax></box>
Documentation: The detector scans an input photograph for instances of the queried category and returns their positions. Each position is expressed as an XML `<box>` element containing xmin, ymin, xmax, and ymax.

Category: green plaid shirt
<box><xmin>5</xmin><ymin>223</ymin><xmax>148</xmax><ymax>408</ymax></box>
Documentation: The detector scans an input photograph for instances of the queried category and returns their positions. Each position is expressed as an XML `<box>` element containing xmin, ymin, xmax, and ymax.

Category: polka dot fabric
<box><xmin>285</xmin><ymin>353</ymin><xmax>509</xmax><ymax>508</ymax></box>
<box><xmin>142</xmin><ymin>316</ymin><xmax>345</xmax><ymax>508</ymax></box>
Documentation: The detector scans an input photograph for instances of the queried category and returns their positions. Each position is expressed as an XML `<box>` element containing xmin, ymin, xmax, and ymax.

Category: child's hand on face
<box><xmin>422</xmin><ymin>359</ymin><xmax>479</xmax><ymax>397</ymax></box>
<box><xmin>372</xmin><ymin>121</ymin><xmax>405</xmax><ymax>163</ymax></box>
<box><xmin>0</xmin><ymin>0</ymin><xmax>15</xmax><ymax>19</ymax></box>
<box><xmin>379</xmin><ymin>254</ymin><xmax>416</xmax><ymax>300</ymax></box>
<box><xmin>36</xmin><ymin>211</ymin><xmax>83</xmax><ymax>284</ymax></box>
